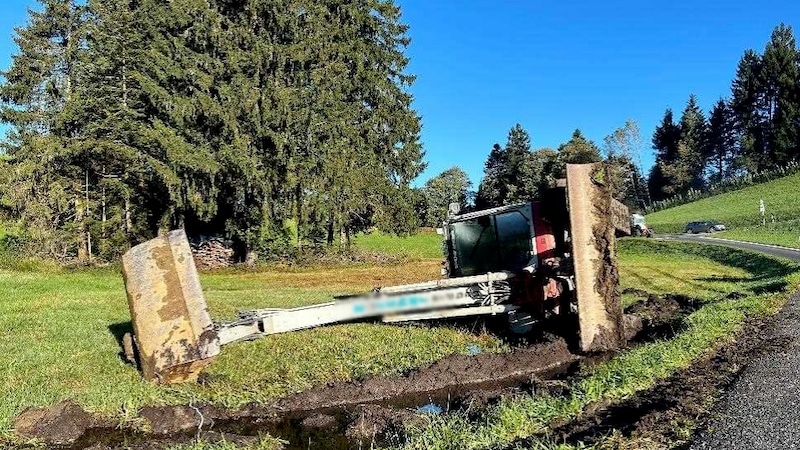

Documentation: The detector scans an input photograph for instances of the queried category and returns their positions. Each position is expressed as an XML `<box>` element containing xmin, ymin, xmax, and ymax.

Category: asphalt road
<box><xmin>656</xmin><ymin>233</ymin><xmax>800</xmax><ymax>262</ymax></box>
<box><xmin>656</xmin><ymin>234</ymin><xmax>800</xmax><ymax>449</ymax></box>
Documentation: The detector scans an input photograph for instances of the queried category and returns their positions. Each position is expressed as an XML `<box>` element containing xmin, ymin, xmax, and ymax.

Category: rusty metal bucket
<box><xmin>122</xmin><ymin>230</ymin><xmax>220</xmax><ymax>383</ymax></box>
<box><xmin>566</xmin><ymin>163</ymin><xmax>627</xmax><ymax>352</ymax></box>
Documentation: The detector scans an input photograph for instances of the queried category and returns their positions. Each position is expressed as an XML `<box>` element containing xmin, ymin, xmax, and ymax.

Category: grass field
<box><xmin>351</xmin><ymin>230</ymin><xmax>444</xmax><ymax>259</ymax></box>
<box><xmin>396</xmin><ymin>240</ymin><xmax>799</xmax><ymax>450</ymax></box>
<box><xmin>646</xmin><ymin>172</ymin><xmax>800</xmax><ymax>246</ymax></box>
<box><xmin>1</xmin><ymin>233</ymin><xmax>798</xmax><ymax>450</ymax></box>
<box><xmin>0</xmin><ymin>233</ymin><xmax>503</xmax><ymax>438</ymax></box>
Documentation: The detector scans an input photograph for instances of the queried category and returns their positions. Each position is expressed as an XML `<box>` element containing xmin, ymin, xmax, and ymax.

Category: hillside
<box><xmin>646</xmin><ymin>172</ymin><xmax>800</xmax><ymax>247</ymax></box>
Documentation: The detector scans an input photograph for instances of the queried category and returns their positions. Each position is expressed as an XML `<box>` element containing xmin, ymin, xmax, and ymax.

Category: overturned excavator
<box><xmin>121</xmin><ymin>163</ymin><xmax>631</xmax><ymax>384</ymax></box>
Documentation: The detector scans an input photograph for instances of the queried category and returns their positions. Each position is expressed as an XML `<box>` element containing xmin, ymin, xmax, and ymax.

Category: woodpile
<box><xmin>191</xmin><ymin>238</ymin><xmax>235</xmax><ymax>269</ymax></box>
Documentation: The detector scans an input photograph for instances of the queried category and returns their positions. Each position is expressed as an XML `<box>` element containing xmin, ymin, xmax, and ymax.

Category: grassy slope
<box><xmin>394</xmin><ymin>240</ymin><xmax>799</xmax><ymax>450</ymax></box>
<box><xmin>0</xmin><ymin>233</ymin><xmax>504</xmax><ymax>436</ymax></box>
<box><xmin>646</xmin><ymin>172</ymin><xmax>800</xmax><ymax>246</ymax></box>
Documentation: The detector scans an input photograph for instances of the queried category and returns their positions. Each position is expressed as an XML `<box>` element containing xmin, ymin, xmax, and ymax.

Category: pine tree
<box><xmin>650</xmin><ymin>98</ymin><xmax>708</xmax><ymax>197</ymax></box>
<box><xmin>0</xmin><ymin>0</ymin><xmax>89</xmax><ymax>259</ymax></box>
<box><xmin>676</xmin><ymin>94</ymin><xmax>708</xmax><ymax>189</ymax></box>
<box><xmin>761</xmin><ymin>24</ymin><xmax>800</xmax><ymax>165</ymax></box>
<box><xmin>504</xmin><ymin>124</ymin><xmax>538</xmax><ymax>204</ymax></box>
<box><xmin>476</xmin><ymin>143</ymin><xmax>507</xmax><ymax>208</ymax></box>
<box><xmin>476</xmin><ymin>124</ymin><xmax>539</xmax><ymax>208</ymax></box>
<box><xmin>730</xmin><ymin>49</ymin><xmax>766</xmax><ymax>171</ymax></box>
<box><xmin>705</xmin><ymin>99</ymin><xmax>737</xmax><ymax>183</ymax></box>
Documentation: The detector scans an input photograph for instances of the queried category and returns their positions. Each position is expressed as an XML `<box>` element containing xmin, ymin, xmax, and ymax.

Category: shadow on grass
<box><xmin>630</xmin><ymin>239</ymin><xmax>798</xmax><ymax>296</ymax></box>
<box><xmin>108</xmin><ymin>321</ymin><xmax>134</xmax><ymax>364</ymax></box>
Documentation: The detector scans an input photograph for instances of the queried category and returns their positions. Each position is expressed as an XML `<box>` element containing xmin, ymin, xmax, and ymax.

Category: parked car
<box><xmin>684</xmin><ymin>220</ymin><xmax>727</xmax><ymax>234</ymax></box>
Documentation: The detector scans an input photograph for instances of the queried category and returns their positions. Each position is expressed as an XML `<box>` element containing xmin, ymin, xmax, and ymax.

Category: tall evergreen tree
<box><xmin>0</xmin><ymin>0</ymin><xmax>90</xmax><ymax>259</ymax></box>
<box><xmin>730</xmin><ymin>49</ymin><xmax>766</xmax><ymax>171</ymax></box>
<box><xmin>761</xmin><ymin>24</ymin><xmax>800</xmax><ymax>165</ymax></box>
<box><xmin>705</xmin><ymin>99</ymin><xmax>737</xmax><ymax>183</ymax></box>
<box><xmin>476</xmin><ymin>143</ymin><xmax>507</xmax><ymax>208</ymax></box>
<box><xmin>476</xmin><ymin>124</ymin><xmax>539</xmax><ymax>207</ymax></box>
<box><xmin>676</xmin><ymin>94</ymin><xmax>708</xmax><ymax>189</ymax></box>
<box><xmin>651</xmin><ymin>97</ymin><xmax>709</xmax><ymax>197</ymax></box>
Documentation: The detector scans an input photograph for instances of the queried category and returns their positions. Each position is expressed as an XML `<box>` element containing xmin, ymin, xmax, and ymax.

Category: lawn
<box><xmin>0</xmin><ymin>234</ymin><xmax>797</xmax><ymax>450</ymax></box>
<box><xmin>646</xmin><ymin>171</ymin><xmax>800</xmax><ymax>237</ymax></box>
<box><xmin>395</xmin><ymin>239</ymin><xmax>800</xmax><ymax>450</ymax></box>
<box><xmin>0</xmin><ymin>255</ymin><xmax>505</xmax><ymax>437</ymax></box>
<box><xmin>351</xmin><ymin>230</ymin><xmax>444</xmax><ymax>259</ymax></box>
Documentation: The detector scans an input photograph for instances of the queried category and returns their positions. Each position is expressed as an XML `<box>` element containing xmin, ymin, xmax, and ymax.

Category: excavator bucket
<box><xmin>122</xmin><ymin>230</ymin><xmax>220</xmax><ymax>383</ymax></box>
<box><xmin>566</xmin><ymin>163</ymin><xmax>626</xmax><ymax>352</ymax></box>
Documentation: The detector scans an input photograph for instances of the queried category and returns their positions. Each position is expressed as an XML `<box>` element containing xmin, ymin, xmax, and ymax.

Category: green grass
<box><xmin>352</xmin><ymin>230</ymin><xmax>443</xmax><ymax>259</ymax></box>
<box><xmin>1</xmin><ymin>234</ymin><xmax>797</xmax><ymax>450</ymax></box>
<box><xmin>646</xmin><ymin>171</ymin><xmax>800</xmax><ymax>235</ymax></box>
<box><xmin>0</xmin><ymin>258</ymin><xmax>503</xmax><ymax>437</ymax></box>
<box><xmin>167</xmin><ymin>436</ymin><xmax>285</xmax><ymax>450</ymax></box>
<box><xmin>391</xmin><ymin>239</ymin><xmax>799</xmax><ymax>450</ymax></box>
<box><xmin>717</xmin><ymin>223</ymin><xmax>800</xmax><ymax>249</ymax></box>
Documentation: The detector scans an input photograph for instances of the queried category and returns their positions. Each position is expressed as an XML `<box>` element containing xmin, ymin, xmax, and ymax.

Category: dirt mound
<box><xmin>277</xmin><ymin>338</ymin><xmax>577</xmax><ymax>411</ymax></box>
<box><xmin>13</xmin><ymin>400</ymin><xmax>104</xmax><ymax>446</ymax></box>
<box><xmin>510</xmin><ymin>306</ymin><xmax>783</xmax><ymax>449</ymax></box>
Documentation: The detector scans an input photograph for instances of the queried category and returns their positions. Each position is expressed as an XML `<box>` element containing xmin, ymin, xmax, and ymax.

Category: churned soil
<box><xmin>10</xmin><ymin>293</ymin><xmax>721</xmax><ymax>450</ymax></box>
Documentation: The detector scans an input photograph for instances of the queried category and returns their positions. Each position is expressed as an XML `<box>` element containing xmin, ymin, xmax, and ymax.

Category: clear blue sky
<box><xmin>2</xmin><ymin>1</ymin><xmax>799</xmax><ymax>187</ymax></box>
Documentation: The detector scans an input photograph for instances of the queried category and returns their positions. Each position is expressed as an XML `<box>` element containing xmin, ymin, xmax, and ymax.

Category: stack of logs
<box><xmin>190</xmin><ymin>238</ymin><xmax>235</xmax><ymax>270</ymax></box>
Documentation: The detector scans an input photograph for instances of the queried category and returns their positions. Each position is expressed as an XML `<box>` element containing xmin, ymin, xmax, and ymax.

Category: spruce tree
<box><xmin>476</xmin><ymin>143</ymin><xmax>507</xmax><ymax>208</ymax></box>
<box><xmin>730</xmin><ymin>49</ymin><xmax>766</xmax><ymax>171</ymax></box>
<box><xmin>705</xmin><ymin>99</ymin><xmax>737</xmax><ymax>183</ymax></box>
<box><xmin>762</xmin><ymin>24</ymin><xmax>800</xmax><ymax>165</ymax></box>
<box><xmin>0</xmin><ymin>0</ymin><xmax>89</xmax><ymax>259</ymax></box>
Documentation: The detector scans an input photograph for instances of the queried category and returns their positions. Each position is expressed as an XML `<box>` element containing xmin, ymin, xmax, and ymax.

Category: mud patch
<box><xmin>13</xmin><ymin>400</ymin><xmax>109</xmax><ymax>446</ymax></box>
<box><xmin>277</xmin><ymin>337</ymin><xmax>576</xmax><ymax>411</ymax></box>
<box><xmin>511</xmin><ymin>307</ymin><xmax>782</xmax><ymax>449</ymax></box>
<box><xmin>626</xmin><ymin>294</ymin><xmax>701</xmax><ymax>342</ymax></box>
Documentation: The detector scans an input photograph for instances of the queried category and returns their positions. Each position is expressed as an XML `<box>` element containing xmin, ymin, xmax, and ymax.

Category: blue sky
<box><xmin>1</xmin><ymin>1</ymin><xmax>799</xmax><ymax>187</ymax></box>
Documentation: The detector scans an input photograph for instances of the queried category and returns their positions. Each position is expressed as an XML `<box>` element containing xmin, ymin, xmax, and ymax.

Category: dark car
<box><xmin>684</xmin><ymin>220</ymin><xmax>727</xmax><ymax>234</ymax></box>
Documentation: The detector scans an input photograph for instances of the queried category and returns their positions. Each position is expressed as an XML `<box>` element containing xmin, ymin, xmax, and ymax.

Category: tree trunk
<box><xmin>326</xmin><ymin>215</ymin><xmax>334</xmax><ymax>246</ymax></box>
<box><xmin>76</xmin><ymin>195</ymin><xmax>88</xmax><ymax>262</ymax></box>
<box><xmin>295</xmin><ymin>183</ymin><xmax>302</xmax><ymax>250</ymax></box>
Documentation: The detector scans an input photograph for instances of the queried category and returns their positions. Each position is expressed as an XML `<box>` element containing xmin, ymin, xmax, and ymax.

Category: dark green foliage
<box><xmin>0</xmin><ymin>0</ymin><xmax>424</xmax><ymax>261</ymax></box>
<box><xmin>421</xmin><ymin>167</ymin><xmax>472</xmax><ymax>227</ymax></box>
<box><xmin>650</xmin><ymin>96</ymin><xmax>709</xmax><ymax>198</ymax></box>
<box><xmin>651</xmin><ymin>23</ymin><xmax>800</xmax><ymax>205</ymax></box>
<box><xmin>476</xmin><ymin>124</ymin><xmax>543</xmax><ymax>208</ymax></box>
<box><xmin>705</xmin><ymin>99</ymin><xmax>738</xmax><ymax>183</ymax></box>
<box><xmin>556</xmin><ymin>129</ymin><xmax>602</xmax><ymax>168</ymax></box>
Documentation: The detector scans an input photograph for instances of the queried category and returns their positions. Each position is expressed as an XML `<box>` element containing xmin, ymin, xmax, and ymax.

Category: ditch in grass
<box><xmin>2</xmin><ymin>240</ymin><xmax>797</xmax><ymax>450</ymax></box>
<box><xmin>390</xmin><ymin>241</ymin><xmax>799</xmax><ymax>450</ymax></box>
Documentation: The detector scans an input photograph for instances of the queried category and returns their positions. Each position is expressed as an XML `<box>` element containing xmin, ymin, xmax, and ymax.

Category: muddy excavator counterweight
<box><xmin>122</xmin><ymin>163</ymin><xmax>629</xmax><ymax>384</ymax></box>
